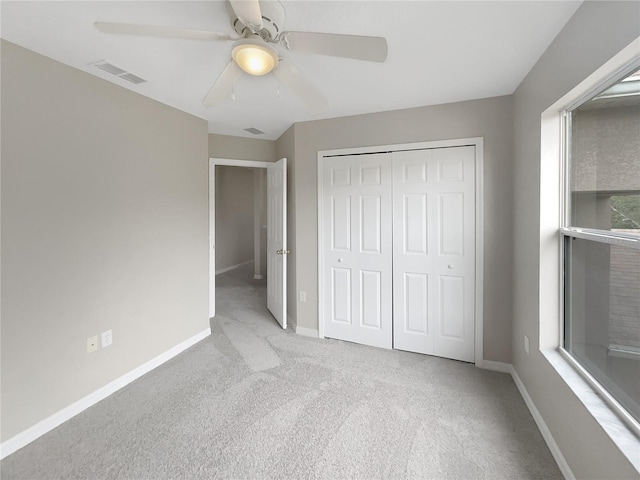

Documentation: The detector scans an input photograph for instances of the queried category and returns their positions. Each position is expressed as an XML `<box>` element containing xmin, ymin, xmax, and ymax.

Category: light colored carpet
<box><xmin>1</xmin><ymin>263</ymin><xmax>562</xmax><ymax>479</ymax></box>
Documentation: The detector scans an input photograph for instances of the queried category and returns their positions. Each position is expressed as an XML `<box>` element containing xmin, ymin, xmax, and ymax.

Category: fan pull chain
<box><xmin>231</xmin><ymin>76</ymin><xmax>236</xmax><ymax>101</ymax></box>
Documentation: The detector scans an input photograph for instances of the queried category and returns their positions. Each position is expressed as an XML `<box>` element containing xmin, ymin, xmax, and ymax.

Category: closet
<box><xmin>321</xmin><ymin>144</ymin><xmax>477</xmax><ymax>362</ymax></box>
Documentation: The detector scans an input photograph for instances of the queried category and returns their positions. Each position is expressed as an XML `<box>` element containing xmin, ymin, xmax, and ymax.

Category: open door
<box><xmin>267</xmin><ymin>158</ymin><xmax>287</xmax><ymax>328</ymax></box>
<box><xmin>209</xmin><ymin>161</ymin><xmax>216</xmax><ymax>319</ymax></box>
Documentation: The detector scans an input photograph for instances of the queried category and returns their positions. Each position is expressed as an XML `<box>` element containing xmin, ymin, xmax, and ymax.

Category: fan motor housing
<box><xmin>229</xmin><ymin>0</ymin><xmax>285</xmax><ymax>42</ymax></box>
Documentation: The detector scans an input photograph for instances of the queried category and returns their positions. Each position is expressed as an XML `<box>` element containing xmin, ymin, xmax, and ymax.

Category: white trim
<box><xmin>511</xmin><ymin>366</ymin><xmax>575</xmax><ymax>480</ymax></box>
<box><xmin>558</xmin><ymin>348</ymin><xmax>640</xmax><ymax>436</ymax></box>
<box><xmin>560</xmin><ymin>227</ymin><xmax>640</xmax><ymax>249</ymax></box>
<box><xmin>294</xmin><ymin>325</ymin><xmax>319</xmax><ymax>338</ymax></box>
<box><xmin>475</xmin><ymin>359</ymin><xmax>577</xmax><ymax>479</ymax></box>
<box><xmin>317</xmin><ymin>137</ymin><xmax>484</xmax><ymax>365</ymax></box>
<box><xmin>540</xmin><ymin>36</ymin><xmax>640</xmax><ymax>346</ymax></box>
<box><xmin>479</xmin><ymin>360</ymin><xmax>512</xmax><ymax>373</ymax></box>
<box><xmin>474</xmin><ymin>139</ymin><xmax>485</xmax><ymax>367</ymax></box>
<box><xmin>318</xmin><ymin>138</ymin><xmax>482</xmax><ymax>158</ymax></box>
<box><xmin>317</xmin><ymin>155</ymin><xmax>325</xmax><ymax>339</ymax></box>
<box><xmin>288</xmin><ymin>313</ymin><xmax>318</xmax><ymax>338</ymax></box>
<box><xmin>0</xmin><ymin>329</ymin><xmax>211</xmax><ymax>460</ymax></box>
<box><xmin>209</xmin><ymin>157</ymin><xmax>271</xmax><ymax>319</ymax></box>
<box><xmin>215</xmin><ymin>259</ymin><xmax>254</xmax><ymax>275</ymax></box>
<box><xmin>608</xmin><ymin>344</ymin><xmax>640</xmax><ymax>360</ymax></box>
<box><xmin>209</xmin><ymin>159</ymin><xmax>216</xmax><ymax>318</ymax></box>
<box><xmin>539</xmin><ymin>36</ymin><xmax>640</xmax><ymax>457</ymax></box>
<box><xmin>209</xmin><ymin>158</ymin><xmax>271</xmax><ymax>168</ymax></box>
<box><xmin>544</xmin><ymin>349</ymin><xmax>640</xmax><ymax>472</ymax></box>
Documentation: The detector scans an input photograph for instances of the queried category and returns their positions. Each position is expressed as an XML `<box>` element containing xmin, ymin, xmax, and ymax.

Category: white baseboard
<box><xmin>294</xmin><ymin>325</ymin><xmax>319</xmax><ymax>338</ymax></box>
<box><xmin>0</xmin><ymin>328</ymin><xmax>211</xmax><ymax>460</ymax></box>
<box><xmin>477</xmin><ymin>360</ymin><xmax>574</xmax><ymax>479</ymax></box>
<box><xmin>286</xmin><ymin>315</ymin><xmax>318</xmax><ymax>338</ymax></box>
<box><xmin>479</xmin><ymin>360</ymin><xmax>512</xmax><ymax>373</ymax></box>
<box><xmin>215</xmin><ymin>259</ymin><xmax>253</xmax><ymax>275</ymax></box>
<box><xmin>511</xmin><ymin>367</ymin><xmax>575</xmax><ymax>480</ymax></box>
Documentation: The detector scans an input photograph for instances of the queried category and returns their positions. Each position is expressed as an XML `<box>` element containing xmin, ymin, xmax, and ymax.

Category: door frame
<box><xmin>209</xmin><ymin>158</ymin><xmax>271</xmax><ymax>318</ymax></box>
<box><xmin>316</xmin><ymin>137</ymin><xmax>485</xmax><ymax>367</ymax></box>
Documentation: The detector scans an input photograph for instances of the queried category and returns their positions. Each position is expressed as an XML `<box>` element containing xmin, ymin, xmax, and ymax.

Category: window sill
<box><xmin>542</xmin><ymin>348</ymin><xmax>640</xmax><ymax>473</ymax></box>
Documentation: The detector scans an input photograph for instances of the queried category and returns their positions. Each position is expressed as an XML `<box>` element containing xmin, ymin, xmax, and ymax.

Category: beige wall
<box><xmin>275</xmin><ymin>125</ymin><xmax>296</xmax><ymax>326</ymax></box>
<box><xmin>1</xmin><ymin>41</ymin><xmax>209</xmax><ymax>441</ymax></box>
<box><xmin>511</xmin><ymin>1</ymin><xmax>640</xmax><ymax>478</ymax></box>
<box><xmin>209</xmin><ymin>133</ymin><xmax>276</xmax><ymax>162</ymax></box>
<box><xmin>215</xmin><ymin>166</ymin><xmax>255</xmax><ymax>272</ymax></box>
<box><xmin>288</xmin><ymin>96</ymin><xmax>514</xmax><ymax>362</ymax></box>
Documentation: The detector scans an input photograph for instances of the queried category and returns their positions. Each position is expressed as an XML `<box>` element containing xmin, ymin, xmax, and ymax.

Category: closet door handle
<box><xmin>337</xmin><ymin>258</ymin><xmax>344</xmax><ymax>263</ymax></box>
<box><xmin>448</xmin><ymin>264</ymin><xmax>454</xmax><ymax>269</ymax></box>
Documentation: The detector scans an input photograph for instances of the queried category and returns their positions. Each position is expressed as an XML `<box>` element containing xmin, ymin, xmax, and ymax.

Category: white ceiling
<box><xmin>1</xmin><ymin>1</ymin><xmax>582</xmax><ymax>140</ymax></box>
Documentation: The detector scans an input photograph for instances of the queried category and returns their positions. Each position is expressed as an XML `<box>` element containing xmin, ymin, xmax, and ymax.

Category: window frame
<box><xmin>558</xmin><ymin>58</ymin><xmax>640</xmax><ymax>436</ymax></box>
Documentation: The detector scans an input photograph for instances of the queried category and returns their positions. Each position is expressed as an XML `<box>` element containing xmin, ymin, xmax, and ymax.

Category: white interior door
<box><xmin>209</xmin><ymin>161</ymin><xmax>216</xmax><ymax>318</ymax></box>
<box><xmin>322</xmin><ymin>154</ymin><xmax>393</xmax><ymax>349</ymax></box>
<box><xmin>267</xmin><ymin>158</ymin><xmax>287</xmax><ymax>328</ymax></box>
<box><xmin>392</xmin><ymin>146</ymin><xmax>475</xmax><ymax>362</ymax></box>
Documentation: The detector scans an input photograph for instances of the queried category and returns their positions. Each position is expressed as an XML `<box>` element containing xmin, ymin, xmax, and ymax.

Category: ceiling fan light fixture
<box><xmin>232</xmin><ymin>38</ymin><xmax>279</xmax><ymax>76</ymax></box>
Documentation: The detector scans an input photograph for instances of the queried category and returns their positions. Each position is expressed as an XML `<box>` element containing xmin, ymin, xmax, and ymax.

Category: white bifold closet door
<box><xmin>321</xmin><ymin>146</ymin><xmax>475</xmax><ymax>362</ymax></box>
<box><xmin>392</xmin><ymin>147</ymin><xmax>475</xmax><ymax>362</ymax></box>
<box><xmin>322</xmin><ymin>153</ymin><xmax>393</xmax><ymax>349</ymax></box>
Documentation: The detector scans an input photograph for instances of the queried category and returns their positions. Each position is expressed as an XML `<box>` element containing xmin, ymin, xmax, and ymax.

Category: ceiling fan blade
<box><xmin>229</xmin><ymin>0</ymin><xmax>263</xmax><ymax>30</ymax></box>
<box><xmin>274</xmin><ymin>59</ymin><xmax>328</xmax><ymax>114</ymax></box>
<box><xmin>95</xmin><ymin>22</ymin><xmax>231</xmax><ymax>41</ymax></box>
<box><xmin>203</xmin><ymin>60</ymin><xmax>243</xmax><ymax>107</ymax></box>
<box><xmin>281</xmin><ymin>31</ymin><xmax>388</xmax><ymax>63</ymax></box>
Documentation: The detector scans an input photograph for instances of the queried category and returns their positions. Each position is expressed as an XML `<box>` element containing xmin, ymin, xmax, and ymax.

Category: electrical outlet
<box><xmin>524</xmin><ymin>335</ymin><xmax>530</xmax><ymax>355</ymax></box>
<box><xmin>299</xmin><ymin>291</ymin><xmax>307</xmax><ymax>302</ymax></box>
<box><xmin>87</xmin><ymin>335</ymin><xmax>98</xmax><ymax>353</ymax></box>
<box><xmin>101</xmin><ymin>329</ymin><xmax>113</xmax><ymax>348</ymax></box>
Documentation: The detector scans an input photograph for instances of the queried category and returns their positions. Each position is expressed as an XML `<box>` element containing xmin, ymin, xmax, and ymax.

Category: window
<box><xmin>562</xmin><ymin>65</ymin><xmax>640</xmax><ymax>427</ymax></box>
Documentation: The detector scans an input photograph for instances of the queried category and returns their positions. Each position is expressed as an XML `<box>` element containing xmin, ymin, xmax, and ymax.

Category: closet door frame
<box><xmin>317</xmin><ymin>137</ymin><xmax>485</xmax><ymax>367</ymax></box>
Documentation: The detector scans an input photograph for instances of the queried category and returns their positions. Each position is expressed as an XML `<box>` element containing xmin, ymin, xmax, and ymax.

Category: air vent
<box><xmin>90</xmin><ymin>60</ymin><xmax>147</xmax><ymax>86</ymax></box>
<box><xmin>119</xmin><ymin>73</ymin><xmax>147</xmax><ymax>85</ymax></box>
<box><xmin>94</xmin><ymin>62</ymin><xmax>127</xmax><ymax>76</ymax></box>
<box><xmin>244</xmin><ymin>127</ymin><xmax>265</xmax><ymax>135</ymax></box>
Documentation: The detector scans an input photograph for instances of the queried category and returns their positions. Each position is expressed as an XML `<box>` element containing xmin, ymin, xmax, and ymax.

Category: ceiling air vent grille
<box><xmin>244</xmin><ymin>127</ymin><xmax>264</xmax><ymax>135</ymax></box>
<box><xmin>94</xmin><ymin>62</ymin><xmax>127</xmax><ymax>76</ymax></box>
<box><xmin>90</xmin><ymin>61</ymin><xmax>147</xmax><ymax>86</ymax></box>
<box><xmin>120</xmin><ymin>73</ymin><xmax>147</xmax><ymax>85</ymax></box>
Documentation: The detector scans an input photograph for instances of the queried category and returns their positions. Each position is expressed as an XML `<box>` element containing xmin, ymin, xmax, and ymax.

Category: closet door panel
<box><xmin>393</xmin><ymin>146</ymin><xmax>475</xmax><ymax>362</ymax></box>
<box><xmin>322</xmin><ymin>154</ymin><xmax>392</xmax><ymax>349</ymax></box>
<box><xmin>404</xmin><ymin>194</ymin><xmax>428</xmax><ymax>255</ymax></box>
<box><xmin>432</xmin><ymin>146</ymin><xmax>476</xmax><ymax>362</ymax></box>
<box><xmin>404</xmin><ymin>272</ymin><xmax>429</xmax><ymax>335</ymax></box>
<box><xmin>438</xmin><ymin>193</ymin><xmax>464</xmax><ymax>256</ymax></box>
<box><xmin>331</xmin><ymin>267</ymin><xmax>352</xmax><ymax>324</ymax></box>
<box><xmin>392</xmin><ymin>149</ymin><xmax>435</xmax><ymax>355</ymax></box>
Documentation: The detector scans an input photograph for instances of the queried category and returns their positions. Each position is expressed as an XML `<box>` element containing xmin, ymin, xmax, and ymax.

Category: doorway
<box><xmin>209</xmin><ymin>158</ymin><xmax>288</xmax><ymax>328</ymax></box>
<box><xmin>214</xmin><ymin>165</ymin><xmax>266</xmax><ymax>280</ymax></box>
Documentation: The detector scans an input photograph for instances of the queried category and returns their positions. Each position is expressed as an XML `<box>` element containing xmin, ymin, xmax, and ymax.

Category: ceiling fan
<box><xmin>95</xmin><ymin>0</ymin><xmax>388</xmax><ymax>113</ymax></box>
